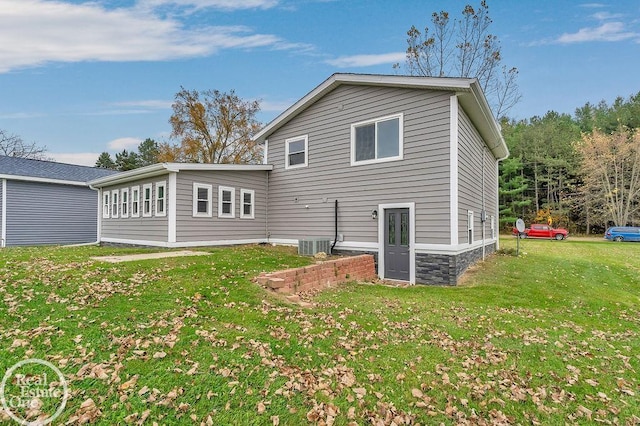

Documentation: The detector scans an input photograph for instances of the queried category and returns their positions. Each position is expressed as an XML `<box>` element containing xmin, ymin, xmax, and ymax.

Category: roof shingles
<box><xmin>0</xmin><ymin>156</ymin><xmax>117</xmax><ymax>183</ymax></box>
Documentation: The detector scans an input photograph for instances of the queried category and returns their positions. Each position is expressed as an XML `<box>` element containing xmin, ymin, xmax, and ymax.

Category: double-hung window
<box><xmin>102</xmin><ymin>192</ymin><xmax>110</xmax><ymax>219</ymax></box>
<box><xmin>285</xmin><ymin>135</ymin><xmax>308</xmax><ymax>169</ymax></box>
<box><xmin>142</xmin><ymin>184</ymin><xmax>152</xmax><ymax>217</ymax></box>
<box><xmin>218</xmin><ymin>186</ymin><xmax>235</xmax><ymax>218</ymax></box>
<box><xmin>193</xmin><ymin>183</ymin><xmax>212</xmax><ymax>217</ymax></box>
<box><xmin>121</xmin><ymin>188</ymin><xmax>129</xmax><ymax>218</ymax></box>
<box><xmin>351</xmin><ymin>113</ymin><xmax>403</xmax><ymax>165</ymax></box>
<box><xmin>240</xmin><ymin>189</ymin><xmax>254</xmax><ymax>219</ymax></box>
<box><xmin>155</xmin><ymin>181</ymin><xmax>166</xmax><ymax>217</ymax></box>
<box><xmin>111</xmin><ymin>190</ymin><xmax>119</xmax><ymax>218</ymax></box>
<box><xmin>131</xmin><ymin>186</ymin><xmax>140</xmax><ymax>218</ymax></box>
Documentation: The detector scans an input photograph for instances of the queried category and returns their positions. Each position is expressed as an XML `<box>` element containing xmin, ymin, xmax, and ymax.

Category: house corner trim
<box><xmin>168</xmin><ymin>172</ymin><xmax>177</xmax><ymax>243</ymax></box>
<box><xmin>450</xmin><ymin>94</ymin><xmax>459</xmax><ymax>246</ymax></box>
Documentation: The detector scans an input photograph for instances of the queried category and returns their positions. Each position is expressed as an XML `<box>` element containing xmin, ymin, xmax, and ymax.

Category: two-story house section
<box><xmin>253</xmin><ymin>73</ymin><xmax>508</xmax><ymax>285</ymax></box>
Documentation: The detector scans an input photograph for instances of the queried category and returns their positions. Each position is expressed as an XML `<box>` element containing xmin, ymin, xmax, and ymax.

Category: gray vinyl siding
<box><xmin>0</xmin><ymin>179</ymin><xmax>3</xmax><ymax>245</ymax></box>
<box><xmin>457</xmin><ymin>107</ymin><xmax>499</xmax><ymax>243</ymax></box>
<box><xmin>267</xmin><ymin>84</ymin><xmax>452</xmax><ymax>244</ymax></box>
<box><xmin>175</xmin><ymin>170</ymin><xmax>267</xmax><ymax>242</ymax></box>
<box><xmin>5</xmin><ymin>180</ymin><xmax>98</xmax><ymax>246</ymax></box>
<box><xmin>101</xmin><ymin>175</ymin><xmax>169</xmax><ymax>242</ymax></box>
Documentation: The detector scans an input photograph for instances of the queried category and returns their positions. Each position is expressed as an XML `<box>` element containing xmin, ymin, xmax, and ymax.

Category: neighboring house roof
<box><xmin>253</xmin><ymin>73</ymin><xmax>509</xmax><ymax>160</ymax></box>
<box><xmin>88</xmin><ymin>162</ymin><xmax>274</xmax><ymax>187</ymax></box>
<box><xmin>0</xmin><ymin>155</ymin><xmax>117</xmax><ymax>186</ymax></box>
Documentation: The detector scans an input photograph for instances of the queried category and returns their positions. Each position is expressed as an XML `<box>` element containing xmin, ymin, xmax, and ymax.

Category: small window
<box><xmin>218</xmin><ymin>186</ymin><xmax>235</xmax><ymax>218</ymax></box>
<box><xmin>111</xmin><ymin>190</ymin><xmax>119</xmax><ymax>218</ymax></box>
<box><xmin>240</xmin><ymin>189</ymin><xmax>255</xmax><ymax>219</ymax></box>
<box><xmin>193</xmin><ymin>183</ymin><xmax>212</xmax><ymax>217</ymax></box>
<box><xmin>142</xmin><ymin>184</ymin><xmax>152</xmax><ymax>217</ymax></box>
<box><xmin>351</xmin><ymin>113</ymin><xmax>403</xmax><ymax>165</ymax></box>
<box><xmin>131</xmin><ymin>186</ymin><xmax>140</xmax><ymax>218</ymax></box>
<box><xmin>467</xmin><ymin>210</ymin><xmax>474</xmax><ymax>244</ymax></box>
<box><xmin>285</xmin><ymin>135</ymin><xmax>308</xmax><ymax>169</ymax></box>
<box><xmin>121</xmin><ymin>188</ymin><xmax>129</xmax><ymax>218</ymax></box>
<box><xmin>102</xmin><ymin>192</ymin><xmax>110</xmax><ymax>219</ymax></box>
<box><xmin>155</xmin><ymin>181</ymin><xmax>166</xmax><ymax>217</ymax></box>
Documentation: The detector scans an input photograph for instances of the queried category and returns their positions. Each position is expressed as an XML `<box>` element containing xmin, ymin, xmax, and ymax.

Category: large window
<box><xmin>111</xmin><ymin>190</ymin><xmax>119</xmax><ymax>218</ymax></box>
<box><xmin>285</xmin><ymin>135</ymin><xmax>308</xmax><ymax>169</ymax></box>
<box><xmin>142</xmin><ymin>184</ymin><xmax>152</xmax><ymax>217</ymax></box>
<box><xmin>131</xmin><ymin>186</ymin><xmax>140</xmax><ymax>218</ymax></box>
<box><xmin>193</xmin><ymin>183</ymin><xmax>212</xmax><ymax>217</ymax></box>
<box><xmin>218</xmin><ymin>186</ymin><xmax>235</xmax><ymax>218</ymax></box>
<box><xmin>351</xmin><ymin>113</ymin><xmax>403</xmax><ymax>165</ymax></box>
<box><xmin>240</xmin><ymin>189</ymin><xmax>254</xmax><ymax>219</ymax></box>
<box><xmin>102</xmin><ymin>192</ymin><xmax>110</xmax><ymax>219</ymax></box>
<box><xmin>155</xmin><ymin>181</ymin><xmax>166</xmax><ymax>217</ymax></box>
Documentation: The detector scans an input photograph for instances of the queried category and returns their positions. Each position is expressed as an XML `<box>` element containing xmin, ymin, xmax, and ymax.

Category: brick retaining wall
<box><xmin>256</xmin><ymin>255</ymin><xmax>377</xmax><ymax>294</ymax></box>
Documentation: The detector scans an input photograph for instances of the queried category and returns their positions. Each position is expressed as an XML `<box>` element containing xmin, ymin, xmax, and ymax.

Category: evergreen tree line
<box><xmin>499</xmin><ymin>91</ymin><xmax>640</xmax><ymax>234</ymax></box>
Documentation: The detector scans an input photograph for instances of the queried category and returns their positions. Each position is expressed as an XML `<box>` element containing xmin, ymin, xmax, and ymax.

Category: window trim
<box><xmin>111</xmin><ymin>190</ymin><xmax>119</xmax><ymax>219</ymax></box>
<box><xmin>131</xmin><ymin>185</ymin><xmax>140</xmax><ymax>218</ymax></box>
<box><xmin>284</xmin><ymin>134</ymin><xmax>308</xmax><ymax>170</ymax></box>
<box><xmin>121</xmin><ymin>188</ymin><xmax>129</xmax><ymax>218</ymax></box>
<box><xmin>467</xmin><ymin>210</ymin><xmax>474</xmax><ymax>244</ymax></box>
<box><xmin>240</xmin><ymin>188</ymin><xmax>255</xmax><ymax>219</ymax></box>
<box><xmin>102</xmin><ymin>191</ymin><xmax>110</xmax><ymax>219</ymax></box>
<box><xmin>142</xmin><ymin>183</ymin><xmax>152</xmax><ymax>218</ymax></box>
<box><xmin>192</xmin><ymin>183</ymin><xmax>213</xmax><ymax>218</ymax></box>
<box><xmin>350</xmin><ymin>113</ymin><xmax>404</xmax><ymax>166</ymax></box>
<box><xmin>218</xmin><ymin>186</ymin><xmax>235</xmax><ymax>218</ymax></box>
<box><xmin>155</xmin><ymin>181</ymin><xmax>166</xmax><ymax>217</ymax></box>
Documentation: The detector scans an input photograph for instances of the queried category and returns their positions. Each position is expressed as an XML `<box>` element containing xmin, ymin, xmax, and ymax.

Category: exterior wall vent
<box><xmin>298</xmin><ymin>238</ymin><xmax>332</xmax><ymax>256</ymax></box>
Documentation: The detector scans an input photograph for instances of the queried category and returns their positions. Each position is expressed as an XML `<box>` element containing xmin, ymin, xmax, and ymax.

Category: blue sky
<box><xmin>1</xmin><ymin>0</ymin><xmax>639</xmax><ymax>166</ymax></box>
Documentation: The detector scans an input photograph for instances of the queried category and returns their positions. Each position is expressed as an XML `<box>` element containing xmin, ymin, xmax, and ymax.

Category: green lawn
<box><xmin>0</xmin><ymin>239</ymin><xmax>638</xmax><ymax>425</ymax></box>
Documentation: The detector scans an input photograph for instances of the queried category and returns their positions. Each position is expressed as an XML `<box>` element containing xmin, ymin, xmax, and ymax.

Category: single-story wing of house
<box><xmin>0</xmin><ymin>155</ymin><xmax>117</xmax><ymax>247</ymax></box>
<box><xmin>89</xmin><ymin>73</ymin><xmax>509</xmax><ymax>285</ymax></box>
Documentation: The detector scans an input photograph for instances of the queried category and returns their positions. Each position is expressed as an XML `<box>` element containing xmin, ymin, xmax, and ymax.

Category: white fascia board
<box><xmin>166</xmin><ymin>163</ymin><xmax>273</xmax><ymax>172</ymax></box>
<box><xmin>0</xmin><ymin>174</ymin><xmax>88</xmax><ymax>187</ymax></box>
<box><xmin>460</xmin><ymin>81</ymin><xmax>509</xmax><ymax>160</ymax></box>
<box><xmin>88</xmin><ymin>163</ymin><xmax>168</xmax><ymax>187</ymax></box>
<box><xmin>89</xmin><ymin>163</ymin><xmax>273</xmax><ymax>188</ymax></box>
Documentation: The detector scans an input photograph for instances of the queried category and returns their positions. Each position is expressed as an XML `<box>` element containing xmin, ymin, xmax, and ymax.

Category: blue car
<box><xmin>604</xmin><ymin>226</ymin><xmax>640</xmax><ymax>242</ymax></box>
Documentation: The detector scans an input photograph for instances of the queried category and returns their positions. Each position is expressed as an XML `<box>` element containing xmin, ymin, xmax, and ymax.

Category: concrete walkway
<box><xmin>91</xmin><ymin>250</ymin><xmax>211</xmax><ymax>263</ymax></box>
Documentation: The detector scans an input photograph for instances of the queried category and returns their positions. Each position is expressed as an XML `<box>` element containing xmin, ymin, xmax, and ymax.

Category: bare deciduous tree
<box><xmin>398</xmin><ymin>1</ymin><xmax>520</xmax><ymax>118</ymax></box>
<box><xmin>576</xmin><ymin>126</ymin><xmax>640</xmax><ymax>226</ymax></box>
<box><xmin>163</xmin><ymin>87</ymin><xmax>262</xmax><ymax>164</ymax></box>
<box><xmin>0</xmin><ymin>129</ymin><xmax>48</xmax><ymax>159</ymax></box>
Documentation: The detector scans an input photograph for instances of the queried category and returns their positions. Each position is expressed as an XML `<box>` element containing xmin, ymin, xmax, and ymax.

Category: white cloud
<box><xmin>0</xmin><ymin>0</ymin><xmax>297</xmax><ymax>73</ymax></box>
<box><xmin>138</xmin><ymin>0</ymin><xmax>279</xmax><ymax>11</ymax></box>
<box><xmin>111</xmin><ymin>100</ymin><xmax>174</xmax><ymax>109</ymax></box>
<box><xmin>258</xmin><ymin>99</ymin><xmax>295</xmax><ymax>112</ymax></box>
<box><xmin>108</xmin><ymin>137</ymin><xmax>143</xmax><ymax>150</ymax></box>
<box><xmin>557</xmin><ymin>22</ymin><xmax>639</xmax><ymax>43</ymax></box>
<box><xmin>48</xmin><ymin>152</ymin><xmax>102</xmax><ymax>167</ymax></box>
<box><xmin>325</xmin><ymin>52</ymin><xmax>406</xmax><ymax>68</ymax></box>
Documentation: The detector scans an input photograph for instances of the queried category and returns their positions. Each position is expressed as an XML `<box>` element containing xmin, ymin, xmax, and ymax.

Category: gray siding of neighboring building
<box><xmin>457</xmin><ymin>107</ymin><xmax>499</xmax><ymax>244</ymax></box>
<box><xmin>0</xmin><ymin>179</ymin><xmax>4</xmax><ymax>245</ymax></box>
<box><xmin>266</xmin><ymin>84</ymin><xmax>453</xmax><ymax>244</ymax></box>
<box><xmin>5</xmin><ymin>180</ymin><xmax>98</xmax><ymax>246</ymax></box>
<box><xmin>100</xmin><ymin>175</ymin><xmax>169</xmax><ymax>242</ymax></box>
<box><xmin>175</xmin><ymin>170</ymin><xmax>267</xmax><ymax>242</ymax></box>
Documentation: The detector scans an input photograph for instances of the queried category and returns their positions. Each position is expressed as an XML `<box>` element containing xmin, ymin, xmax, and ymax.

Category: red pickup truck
<box><xmin>512</xmin><ymin>224</ymin><xmax>568</xmax><ymax>240</ymax></box>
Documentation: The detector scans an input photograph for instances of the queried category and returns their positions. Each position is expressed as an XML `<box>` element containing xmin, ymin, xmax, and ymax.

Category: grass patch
<box><xmin>0</xmin><ymin>240</ymin><xmax>638</xmax><ymax>424</ymax></box>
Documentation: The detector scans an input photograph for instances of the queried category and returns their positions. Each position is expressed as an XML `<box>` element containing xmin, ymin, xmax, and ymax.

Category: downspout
<box><xmin>265</xmin><ymin>170</ymin><xmax>269</xmax><ymax>243</ymax></box>
<box><xmin>331</xmin><ymin>199</ymin><xmax>338</xmax><ymax>254</ymax></box>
